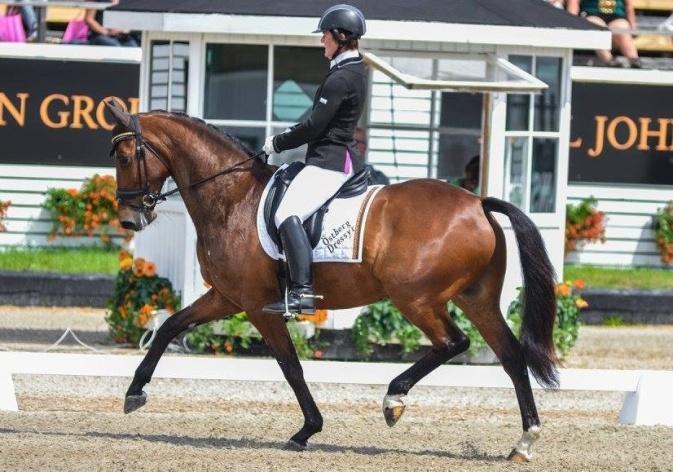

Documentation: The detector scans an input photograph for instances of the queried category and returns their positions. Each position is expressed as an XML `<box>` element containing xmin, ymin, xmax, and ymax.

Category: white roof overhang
<box><xmin>364</xmin><ymin>51</ymin><xmax>547</xmax><ymax>94</ymax></box>
<box><xmin>572</xmin><ymin>66</ymin><xmax>673</xmax><ymax>85</ymax></box>
<box><xmin>104</xmin><ymin>12</ymin><xmax>611</xmax><ymax>51</ymax></box>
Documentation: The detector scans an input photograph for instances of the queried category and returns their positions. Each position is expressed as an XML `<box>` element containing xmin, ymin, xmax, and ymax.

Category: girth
<box><xmin>263</xmin><ymin>162</ymin><xmax>370</xmax><ymax>250</ymax></box>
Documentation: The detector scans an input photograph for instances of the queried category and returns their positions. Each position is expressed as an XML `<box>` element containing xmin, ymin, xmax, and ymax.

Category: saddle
<box><xmin>263</xmin><ymin>162</ymin><xmax>370</xmax><ymax>250</ymax></box>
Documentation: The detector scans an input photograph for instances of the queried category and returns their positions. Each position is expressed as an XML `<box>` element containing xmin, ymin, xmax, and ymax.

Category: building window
<box><xmin>437</xmin><ymin>92</ymin><xmax>482</xmax><ymax>187</ymax></box>
<box><xmin>202</xmin><ymin>44</ymin><xmax>328</xmax><ymax>164</ymax></box>
<box><xmin>217</xmin><ymin>125</ymin><xmax>266</xmax><ymax>152</ymax></box>
<box><xmin>273</xmin><ymin>46</ymin><xmax>324</xmax><ymax>122</ymax></box>
<box><xmin>149</xmin><ymin>40</ymin><xmax>189</xmax><ymax>112</ymax></box>
<box><xmin>504</xmin><ymin>55</ymin><xmax>562</xmax><ymax>213</ymax></box>
<box><xmin>204</xmin><ymin>44</ymin><xmax>268</xmax><ymax>120</ymax></box>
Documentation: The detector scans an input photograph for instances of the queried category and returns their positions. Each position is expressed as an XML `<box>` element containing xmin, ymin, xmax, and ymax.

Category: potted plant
<box><xmin>565</xmin><ymin>197</ymin><xmax>606</xmax><ymax>255</ymax></box>
<box><xmin>655</xmin><ymin>202</ymin><xmax>673</xmax><ymax>264</ymax></box>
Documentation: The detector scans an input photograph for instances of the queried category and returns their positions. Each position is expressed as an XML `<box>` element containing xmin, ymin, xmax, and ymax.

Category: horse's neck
<box><xmin>171</xmin><ymin>147</ymin><xmax>271</xmax><ymax>237</ymax></box>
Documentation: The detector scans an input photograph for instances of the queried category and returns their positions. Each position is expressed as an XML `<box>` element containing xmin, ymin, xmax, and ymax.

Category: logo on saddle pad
<box><xmin>322</xmin><ymin>221</ymin><xmax>355</xmax><ymax>254</ymax></box>
<box><xmin>256</xmin><ymin>164</ymin><xmax>383</xmax><ymax>263</ymax></box>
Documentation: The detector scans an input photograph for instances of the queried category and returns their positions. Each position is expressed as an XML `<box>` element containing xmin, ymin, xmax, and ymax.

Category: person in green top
<box><xmin>567</xmin><ymin>0</ymin><xmax>641</xmax><ymax>68</ymax></box>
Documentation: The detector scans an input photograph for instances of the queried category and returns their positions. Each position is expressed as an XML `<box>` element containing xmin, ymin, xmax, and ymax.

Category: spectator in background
<box><xmin>457</xmin><ymin>155</ymin><xmax>480</xmax><ymax>194</ymax></box>
<box><xmin>2</xmin><ymin>6</ymin><xmax>38</xmax><ymax>41</ymax></box>
<box><xmin>567</xmin><ymin>0</ymin><xmax>642</xmax><ymax>68</ymax></box>
<box><xmin>19</xmin><ymin>6</ymin><xmax>38</xmax><ymax>42</ymax></box>
<box><xmin>356</xmin><ymin>127</ymin><xmax>390</xmax><ymax>185</ymax></box>
<box><xmin>85</xmin><ymin>0</ymin><xmax>138</xmax><ymax>46</ymax></box>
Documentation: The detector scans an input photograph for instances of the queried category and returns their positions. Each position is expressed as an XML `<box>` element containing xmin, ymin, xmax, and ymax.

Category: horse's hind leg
<box><xmin>382</xmin><ymin>300</ymin><xmax>470</xmax><ymax>427</ymax></box>
<box><xmin>124</xmin><ymin>289</ymin><xmax>239</xmax><ymax>413</ymax></box>
<box><xmin>247</xmin><ymin>311</ymin><xmax>323</xmax><ymax>450</ymax></box>
<box><xmin>454</xmin><ymin>287</ymin><xmax>541</xmax><ymax>463</ymax></box>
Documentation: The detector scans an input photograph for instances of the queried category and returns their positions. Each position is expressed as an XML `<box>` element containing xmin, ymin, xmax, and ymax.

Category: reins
<box><xmin>110</xmin><ymin>117</ymin><xmax>268</xmax><ymax>210</ymax></box>
<box><xmin>152</xmin><ymin>149</ymin><xmax>268</xmax><ymax>203</ymax></box>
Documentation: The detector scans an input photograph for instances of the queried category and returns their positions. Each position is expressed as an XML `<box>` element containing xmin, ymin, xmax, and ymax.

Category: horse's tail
<box><xmin>481</xmin><ymin>197</ymin><xmax>559</xmax><ymax>389</ymax></box>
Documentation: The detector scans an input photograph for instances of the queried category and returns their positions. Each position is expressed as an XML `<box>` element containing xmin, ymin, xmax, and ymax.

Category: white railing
<box><xmin>1</xmin><ymin>351</ymin><xmax>672</xmax><ymax>426</ymax></box>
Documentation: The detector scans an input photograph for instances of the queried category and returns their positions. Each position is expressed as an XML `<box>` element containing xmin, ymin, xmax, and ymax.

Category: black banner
<box><xmin>569</xmin><ymin>82</ymin><xmax>673</xmax><ymax>185</ymax></box>
<box><xmin>0</xmin><ymin>58</ymin><xmax>139</xmax><ymax>167</ymax></box>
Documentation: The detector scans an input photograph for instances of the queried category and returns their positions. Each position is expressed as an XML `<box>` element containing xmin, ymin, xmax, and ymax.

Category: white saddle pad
<box><xmin>256</xmin><ymin>165</ymin><xmax>383</xmax><ymax>263</ymax></box>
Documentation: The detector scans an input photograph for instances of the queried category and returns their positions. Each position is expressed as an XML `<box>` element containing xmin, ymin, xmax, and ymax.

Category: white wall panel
<box><xmin>567</xmin><ymin>183</ymin><xmax>673</xmax><ymax>268</ymax></box>
<box><xmin>0</xmin><ymin>164</ymin><xmax>120</xmax><ymax>248</ymax></box>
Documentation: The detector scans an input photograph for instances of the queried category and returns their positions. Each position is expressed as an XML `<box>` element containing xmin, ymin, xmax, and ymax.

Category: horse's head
<box><xmin>105</xmin><ymin>100</ymin><xmax>171</xmax><ymax>231</ymax></box>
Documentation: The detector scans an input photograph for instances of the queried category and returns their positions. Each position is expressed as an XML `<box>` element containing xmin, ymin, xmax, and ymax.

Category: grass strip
<box><xmin>0</xmin><ymin>247</ymin><xmax>119</xmax><ymax>275</ymax></box>
<box><xmin>564</xmin><ymin>265</ymin><xmax>673</xmax><ymax>290</ymax></box>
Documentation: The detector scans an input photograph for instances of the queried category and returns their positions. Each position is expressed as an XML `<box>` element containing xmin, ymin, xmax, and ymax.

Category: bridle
<box><xmin>110</xmin><ymin>114</ymin><xmax>267</xmax><ymax>212</ymax></box>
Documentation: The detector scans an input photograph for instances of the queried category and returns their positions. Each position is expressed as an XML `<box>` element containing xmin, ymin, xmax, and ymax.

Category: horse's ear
<box><xmin>104</xmin><ymin>98</ymin><xmax>132</xmax><ymax>128</ymax></box>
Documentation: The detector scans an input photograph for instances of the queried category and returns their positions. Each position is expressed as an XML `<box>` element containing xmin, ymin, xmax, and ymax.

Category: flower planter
<box><xmin>193</xmin><ymin>328</ymin><xmax>499</xmax><ymax>364</ymax></box>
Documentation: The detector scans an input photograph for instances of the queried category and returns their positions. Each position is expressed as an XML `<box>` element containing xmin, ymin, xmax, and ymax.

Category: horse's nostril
<box><xmin>121</xmin><ymin>221</ymin><xmax>137</xmax><ymax>231</ymax></box>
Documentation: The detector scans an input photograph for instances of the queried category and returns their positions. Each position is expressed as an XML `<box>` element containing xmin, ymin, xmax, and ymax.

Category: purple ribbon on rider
<box><xmin>344</xmin><ymin>149</ymin><xmax>353</xmax><ymax>174</ymax></box>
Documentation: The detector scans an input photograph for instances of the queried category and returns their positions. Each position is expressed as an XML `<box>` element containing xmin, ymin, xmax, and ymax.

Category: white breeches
<box><xmin>274</xmin><ymin>164</ymin><xmax>353</xmax><ymax>227</ymax></box>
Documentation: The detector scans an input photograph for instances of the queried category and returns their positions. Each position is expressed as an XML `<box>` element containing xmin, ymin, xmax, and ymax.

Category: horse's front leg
<box><xmin>247</xmin><ymin>311</ymin><xmax>323</xmax><ymax>450</ymax></box>
<box><xmin>124</xmin><ymin>289</ymin><xmax>239</xmax><ymax>413</ymax></box>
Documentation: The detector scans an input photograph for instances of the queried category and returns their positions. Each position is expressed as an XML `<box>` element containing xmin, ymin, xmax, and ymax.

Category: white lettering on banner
<box><xmin>0</xmin><ymin>93</ymin><xmax>138</xmax><ymax>130</ymax></box>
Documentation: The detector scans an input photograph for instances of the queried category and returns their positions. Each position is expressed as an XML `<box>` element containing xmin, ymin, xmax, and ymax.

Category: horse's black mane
<box><xmin>153</xmin><ymin>110</ymin><xmax>254</xmax><ymax>158</ymax></box>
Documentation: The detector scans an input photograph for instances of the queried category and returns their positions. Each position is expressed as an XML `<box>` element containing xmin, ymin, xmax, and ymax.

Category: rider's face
<box><xmin>321</xmin><ymin>31</ymin><xmax>338</xmax><ymax>59</ymax></box>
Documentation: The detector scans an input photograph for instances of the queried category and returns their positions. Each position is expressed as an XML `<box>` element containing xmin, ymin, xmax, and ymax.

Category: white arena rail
<box><xmin>0</xmin><ymin>352</ymin><xmax>672</xmax><ymax>426</ymax></box>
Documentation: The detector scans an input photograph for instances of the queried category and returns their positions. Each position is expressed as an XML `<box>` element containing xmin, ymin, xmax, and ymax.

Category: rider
<box><xmin>262</xmin><ymin>4</ymin><xmax>368</xmax><ymax>315</ymax></box>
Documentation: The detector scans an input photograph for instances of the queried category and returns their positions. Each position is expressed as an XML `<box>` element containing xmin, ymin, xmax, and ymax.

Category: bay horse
<box><xmin>105</xmin><ymin>101</ymin><xmax>558</xmax><ymax>463</ymax></box>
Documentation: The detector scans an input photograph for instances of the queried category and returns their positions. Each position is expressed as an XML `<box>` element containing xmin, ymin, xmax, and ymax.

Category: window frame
<box><xmin>497</xmin><ymin>48</ymin><xmax>571</xmax><ymax>226</ymax></box>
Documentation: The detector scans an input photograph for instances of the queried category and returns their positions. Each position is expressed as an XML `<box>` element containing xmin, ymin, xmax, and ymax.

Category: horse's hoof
<box><xmin>124</xmin><ymin>392</ymin><xmax>147</xmax><ymax>414</ymax></box>
<box><xmin>508</xmin><ymin>424</ymin><xmax>540</xmax><ymax>463</ymax></box>
<box><xmin>507</xmin><ymin>449</ymin><xmax>530</xmax><ymax>464</ymax></box>
<box><xmin>382</xmin><ymin>394</ymin><xmax>406</xmax><ymax>427</ymax></box>
<box><xmin>285</xmin><ymin>439</ymin><xmax>308</xmax><ymax>451</ymax></box>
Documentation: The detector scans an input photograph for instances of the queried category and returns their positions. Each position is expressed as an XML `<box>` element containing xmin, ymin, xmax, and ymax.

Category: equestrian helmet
<box><xmin>313</xmin><ymin>4</ymin><xmax>366</xmax><ymax>38</ymax></box>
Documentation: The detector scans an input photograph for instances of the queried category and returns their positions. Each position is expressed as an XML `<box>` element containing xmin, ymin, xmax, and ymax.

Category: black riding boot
<box><xmin>263</xmin><ymin>216</ymin><xmax>318</xmax><ymax>315</ymax></box>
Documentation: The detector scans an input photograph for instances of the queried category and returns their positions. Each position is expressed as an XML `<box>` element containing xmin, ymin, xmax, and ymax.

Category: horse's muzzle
<box><xmin>119</xmin><ymin>207</ymin><xmax>157</xmax><ymax>231</ymax></box>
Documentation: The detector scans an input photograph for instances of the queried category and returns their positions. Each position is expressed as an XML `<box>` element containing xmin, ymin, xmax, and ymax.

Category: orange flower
<box><xmin>135</xmin><ymin>314</ymin><xmax>148</xmax><ymax>328</ymax></box>
<box><xmin>132</xmin><ymin>258</ymin><xmax>146</xmax><ymax>277</ymax></box>
<box><xmin>313</xmin><ymin>350</ymin><xmax>323</xmax><ymax>359</ymax></box>
<box><xmin>573</xmin><ymin>279</ymin><xmax>586</xmax><ymax>290</ymax></box>
<box><xmin>119</xmin><ymin>257</ymin><xmax>133</xmax><ymax>271</ymax></box>
<box><xmin>299</xmin><ymin>309</ymin><xmax>328</xmax><ymax>326</ymax></box>
<box><xmin>118</xmin><ymin>250</ymin><xmax>132</xmax><ymax>262</ymax></box>
<box><xmin>66</xmin><ymin>188</ymin><xmax>79</xmax><ymax>197</ymax></box>
<box><xmin>555</xmin><ymin>283</ymin><xmax>571</xmax><ymax>297</ymax></box>
<box><xmin>224</xmin><ymin>341</ymin><xmax>234</xmax><ymax>353</ymax></box>
<box><xmin>139</xmin><ymin>304</ymin><xmax>154</xmax><ymax>316</ymax></box>
<box><xmin>142</xmin><ymin>261</ymin><xmax>157</xmax><ymax>277</ymax></box>
<box><xmin>575</xmin><ymin>298</ymin><xmax>589</xmax><ymax>309</ymax></box>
